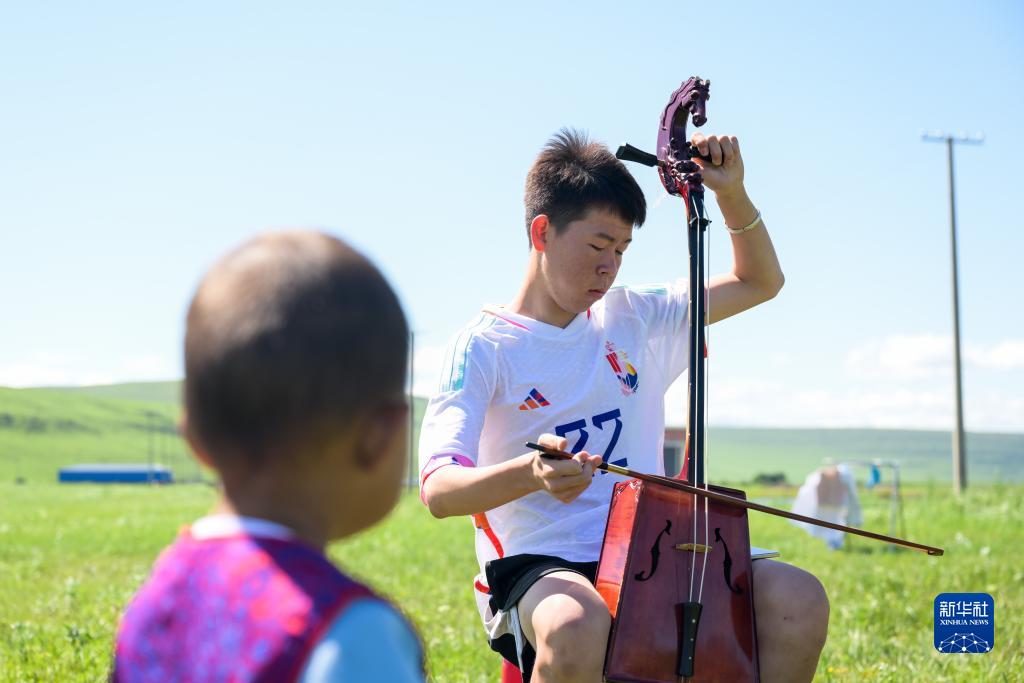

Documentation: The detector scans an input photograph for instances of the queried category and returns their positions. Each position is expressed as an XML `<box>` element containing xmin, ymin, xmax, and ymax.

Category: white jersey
<box><xmin>418</xmin><ymin>280</ymin><xmax>690</xmax><ymax>621</ymax></box>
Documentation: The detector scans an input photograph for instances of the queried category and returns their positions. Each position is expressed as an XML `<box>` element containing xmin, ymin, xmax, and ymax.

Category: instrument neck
<box><xmin>685</xmin><ymin>187</ymin><xmax>708</xmax><ymax>487</ymax></box>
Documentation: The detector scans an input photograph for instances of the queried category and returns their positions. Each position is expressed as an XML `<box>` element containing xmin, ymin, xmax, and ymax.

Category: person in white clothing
<box><xmin>792</xmin><ymin>465</ymin><xmax>863</xmax><ymax>549</ymax></box>
<box><xmin>419</xmin><ymin>130</ymin><xmax>829</xmax><ymax>682</ymax></box>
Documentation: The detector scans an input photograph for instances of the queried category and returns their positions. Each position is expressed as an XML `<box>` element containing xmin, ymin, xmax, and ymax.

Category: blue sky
<box><xmin>1</xmin><ymin>1</ymin><xmax>1021</xmax><ymax>432</ymax></box>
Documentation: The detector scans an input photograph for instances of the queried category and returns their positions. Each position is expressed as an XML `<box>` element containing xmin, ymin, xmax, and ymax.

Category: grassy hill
<box><xmin>53</xmin><ymin>381</ymin><xmax>182</xmax><ymax>405</ymax></box>
<box><xmin>1</xmin><ymin>381</ymin><xmax>1021</xmax><ymax>484</ymax></box>
<box><xmin>0</xmin><ymin>385</ymin><xmax>194</xmax><ymax>483</ymax></box>
<box><xmin>698</xmin><ymin>427</ymin><xmax>1024</xmax><ymax>485</ymax></box>
<box><xmin>0</xmin><ymin>382</ymin><xmax>427</xmax><ymax>484</ymax></box>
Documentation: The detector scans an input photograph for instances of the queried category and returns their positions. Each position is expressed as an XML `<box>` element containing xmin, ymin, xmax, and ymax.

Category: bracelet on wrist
<box><xmin>725</xmin><ymin>209</ymin><xmax>763</xmax><ymax>235</ymax></box>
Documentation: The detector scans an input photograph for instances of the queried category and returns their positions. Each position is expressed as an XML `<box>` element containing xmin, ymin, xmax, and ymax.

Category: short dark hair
<box><xmin>523</xmin><ymin>129</ymin><xmax>646</xmax><ymax>246</ymax></box>
<box><xmin>184</xmin><ymin>230</ymin><xmax>408</xmax><ymax>465</ymax></box>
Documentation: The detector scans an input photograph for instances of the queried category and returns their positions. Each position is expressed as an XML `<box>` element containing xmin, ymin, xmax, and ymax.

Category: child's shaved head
<box><xmin>184</xmin><ymin>230</ymin><xmax>408</xmax><ymax>466</ymax></box>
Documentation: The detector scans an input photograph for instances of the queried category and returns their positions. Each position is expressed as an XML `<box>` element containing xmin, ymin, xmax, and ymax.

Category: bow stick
<box><xmin>527</xmin><ymin>442</ymin><xmax>944</xmax><ymax>556</ymax></box>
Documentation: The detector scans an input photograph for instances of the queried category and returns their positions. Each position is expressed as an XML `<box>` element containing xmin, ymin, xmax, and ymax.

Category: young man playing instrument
<box><xmin>419</xmin><ymin>130</ymin><xmax>829</xmax><ymax>682</ymax></box>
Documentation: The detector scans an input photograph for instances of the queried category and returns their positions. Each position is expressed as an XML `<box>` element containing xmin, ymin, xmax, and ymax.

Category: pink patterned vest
<box><xmin>113</xmin><ymin>531</ymin><xmax>375</xmax><ymax>683</ymax></box>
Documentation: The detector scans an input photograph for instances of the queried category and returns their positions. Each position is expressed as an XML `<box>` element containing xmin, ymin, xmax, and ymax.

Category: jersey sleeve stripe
<box><xmin>439</xmin><ymin>314</ymin><xmax>482</xmax><ymax>394</ymax></box>
<box><xmin>440</xmin><ymin>315</ymin><xmax>496</xmax><ymax>393</ymax></box>
<box><xmin>437</xmin><ymin>337</ymin><xmax>457</xmax><ymax>395</ymax></box>
<box><xmin>419</xmin><ymin>454</ymin><xmax>475</xmax><ymax>504</ymax></box>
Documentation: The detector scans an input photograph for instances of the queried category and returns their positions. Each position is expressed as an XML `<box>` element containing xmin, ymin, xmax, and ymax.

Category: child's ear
<box><xmin>180</xmin><ymin>411</ymin><xmax>215</xmax><ymax>470</ymax></box>
<box><xmin>353</xmin><ymin>405</ymin><xmax>408</xmax><ymax>470</ymax></box>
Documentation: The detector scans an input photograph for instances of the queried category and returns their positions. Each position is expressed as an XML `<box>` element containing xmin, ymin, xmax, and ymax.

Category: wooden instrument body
<box><xmin>596</xmin><ymin>478</ymin><xmax>760</xmax><ymax>682</ymax></box>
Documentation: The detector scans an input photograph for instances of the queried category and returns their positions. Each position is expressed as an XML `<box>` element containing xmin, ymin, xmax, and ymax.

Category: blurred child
<box><xmin>113</xmin><ymin>230</ymin><xmax>423</xmax><ymax>682</ymax></box>
<box><xmin>791</xmin><ymin>464</ymin><xmax>862</xmax><ymax>550</ymax></box>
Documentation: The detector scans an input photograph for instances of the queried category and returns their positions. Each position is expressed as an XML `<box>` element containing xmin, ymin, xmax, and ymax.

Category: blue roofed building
<box><xmin>58</xmin><ymin>464</ymin><xmax>173</xmax><ymax>484</ymax></box>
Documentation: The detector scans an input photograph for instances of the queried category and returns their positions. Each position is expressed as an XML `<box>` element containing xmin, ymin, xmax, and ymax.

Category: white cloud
<box><xmin>0</xmin><ymin>353</ymin><xmax>87</xmax><ymax>387</ymax></box>
<box><xmin>4</xmin><ymin>342</ymin><xmax>445</xmax><ymax>395</ymax></box>
<box><xmin>664</xmin><ymin>375</ymin><xmax>785</xmax><ymax>427</ymax></box>
<box><xmin>665</xmin><ymin>373</ymin><xmax>1022</xmax><ymax>432</ymax></box>
<box><xmin>0</xmin><ymin>352</ymin><xmax>177</xmax><ymax>388</ymax></box>
<box><xmin>781</xmin><ymin>388</ymin><xmax>952</xmax><ymax>429</ymax></box>
<box><xmin>966</xmin><ymin>340</ymin><xmax>1024</xmax><ymax>370</ymax></box>
<box><xmin>966</xmin><ymin>394</ymin><xmax>1024</xmax><ymax>431</ymax></box>
<box><xmin>119</xmin><ymin>354</ymin><xmax>177</xmax><ymax>379</ymax></box>
<box><xmin>410</xmin><ymin>343</ymin><xmax>448</xmax><ymax>397</ymax></box>
<box><xmin>844</xmin><ymin>334</ymin><xmax>951</xmax><ymax>380</ymax></box>
<box><xmin>845</xmin><ymin>335</ymin><xmax>1024</xmax><ymax>379</ymax></box>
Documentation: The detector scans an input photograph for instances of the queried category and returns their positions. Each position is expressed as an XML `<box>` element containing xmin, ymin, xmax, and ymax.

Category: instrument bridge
<box><xmin>675</xmin><ymin>543</ymin><xmax>712</xmax><ymax>554</ymax></box>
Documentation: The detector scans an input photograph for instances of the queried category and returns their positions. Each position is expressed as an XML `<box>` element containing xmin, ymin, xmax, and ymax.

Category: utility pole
<box><xmin>147</xmin><ymin>412</ymin><xmax>155</xmax><ymax>484</ymax></box>
<box><xmin>921</xmin><ymin>130</ymin><xmax>983</xmax><ymax>495</ymax></box>
<box><xmin>408</xmin><ymin>331</ymin><xmax>416</xmax><ymax>490</ymax></box>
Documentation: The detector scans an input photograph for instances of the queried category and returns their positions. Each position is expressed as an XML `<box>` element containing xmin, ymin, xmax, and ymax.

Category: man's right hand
<box><xmin>529</xmin><ymin>434</ymin><xmax>603</xmax><ymax>504</ymax></box>
<box><xmin>422</xmin><ymin>434</ymin><xmax>603</xmax><ymax>518</ymax></box>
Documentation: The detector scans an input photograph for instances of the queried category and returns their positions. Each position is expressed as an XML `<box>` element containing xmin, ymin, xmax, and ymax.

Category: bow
<box><xmin>526</xmin><ymin>441</ymin><xmax>943</xmax><ymax>555</ymax></box>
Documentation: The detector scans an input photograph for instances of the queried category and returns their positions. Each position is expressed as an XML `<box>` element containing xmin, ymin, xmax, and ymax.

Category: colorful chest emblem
<box><xmin>518</xmin><ymin>388</ymin><xmax>551</xmax><ymax>411</ymax></box>
<box><xmin>605</xmin><ymin>341</ymin><xmax>639</xmax><ymax>395</ymax></box>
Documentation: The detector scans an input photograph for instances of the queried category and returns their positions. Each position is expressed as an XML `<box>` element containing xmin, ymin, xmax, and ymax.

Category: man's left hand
<box><xmin>691</xmin><ymin>133</ymin><xmax>745</xmax><ymax>198</ymax></box>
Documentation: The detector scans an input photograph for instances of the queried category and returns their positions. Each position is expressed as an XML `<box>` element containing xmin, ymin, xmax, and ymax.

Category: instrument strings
<box><xmin>698</xmin><ymin>196</ymin><xmax>711</xmax><ymax>605</ymax></box>
<box><xmin>687</xmin><ymin>191</ymin><xmax>699</xmax><ymax>606</ymax></box>
<box><xmin>684</xmin><ymin>189</ymin><xmax>714</xmax><ymax>606</ymax></box>
<box><xmin>696</xmin><ymin>191</ymin><xmax>711</xmax><ymax>605</ymax></box>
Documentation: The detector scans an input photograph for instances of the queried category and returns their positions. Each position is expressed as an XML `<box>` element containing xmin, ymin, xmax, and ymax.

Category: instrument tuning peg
<box><xmin>616</xmin><ymin>143</ymin><xmax>659</xmax><ymax>167</ymax></box>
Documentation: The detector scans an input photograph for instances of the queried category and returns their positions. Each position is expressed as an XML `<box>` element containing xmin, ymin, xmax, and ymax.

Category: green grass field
<box><xmin>1</xmin><ymin>481</ymin><xmax>1021</xmax><ymax>682</ymax></box>
<box><xmin>1</xmin><ymin>382</ymin><xmax>1022</xmax><ymax>680</ymax></box>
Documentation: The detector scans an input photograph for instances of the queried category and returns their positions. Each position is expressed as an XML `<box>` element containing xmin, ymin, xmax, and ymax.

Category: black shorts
<box><xmin>484</xmin><ymin>553</ymin><xmax>599</xmax><ymax>678</ymax></box>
